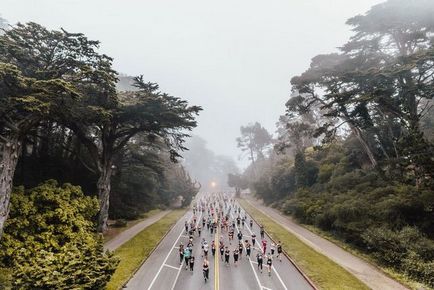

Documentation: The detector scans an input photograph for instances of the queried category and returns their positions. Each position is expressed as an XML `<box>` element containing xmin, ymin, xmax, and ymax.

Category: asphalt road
<box><xmin>125</xmin><ymin>195</ymin><xmax>314</xmax><ymax>290</ymax></box>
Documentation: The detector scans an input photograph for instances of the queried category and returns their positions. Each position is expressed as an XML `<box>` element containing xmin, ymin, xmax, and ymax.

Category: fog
<box><xmin>1</xmin><ymin>0</ymin><xmax>383</xmax><ymax>170</ymax></box>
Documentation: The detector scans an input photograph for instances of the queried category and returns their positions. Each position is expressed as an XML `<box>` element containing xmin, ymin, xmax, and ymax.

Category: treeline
<box><xmin>233</xmin><ymin>0</ymin><xmax>434</xmax><ymax>287</ymax></box>
<box><xmin>0</xmin><ymin>21</ymin><xmax>200</xmax><ymax>288</ymax></box>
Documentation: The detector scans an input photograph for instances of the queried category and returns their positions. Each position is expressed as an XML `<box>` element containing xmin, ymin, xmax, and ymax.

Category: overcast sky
<box><xmin>1</xmin><ymin>0</ymin><xmax>383</xmax><ymax>167</ymax></box>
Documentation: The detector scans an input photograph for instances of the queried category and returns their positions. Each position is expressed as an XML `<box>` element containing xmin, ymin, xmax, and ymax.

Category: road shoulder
<box><xmin>245</xmin><ymin>197</ymin><xmax>409</xmax><ymax>290</ymax></box>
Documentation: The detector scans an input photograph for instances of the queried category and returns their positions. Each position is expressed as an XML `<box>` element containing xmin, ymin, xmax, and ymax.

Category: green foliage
<box><xmin>0</xmin><ymin>180</ymin><xmax>118</xmax><ymax>289</ymax></box>
<box><xmin>362</xmin><ymin>226</ymin><xmax>434</xmax><ymax>286</ymax></box>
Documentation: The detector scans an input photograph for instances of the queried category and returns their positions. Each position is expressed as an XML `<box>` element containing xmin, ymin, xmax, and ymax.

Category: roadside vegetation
<box><xmin>106</xmin><ymin>209</ymin><xmax>186</xmax><ymax>290</ymax></box>
<box><xmin>230</xmin><ymin>1</ymin><xmax>434</xmax><ymax>288</ymax></box>
<box><xmin>240</xmin><ymin>199</ymin><xmax>369</xmax><ymax>290</ymax></box>
<box><xmin>0</xmin><ymin>20</ymin><xmax>200</xmax><ymax>287</ymax></box>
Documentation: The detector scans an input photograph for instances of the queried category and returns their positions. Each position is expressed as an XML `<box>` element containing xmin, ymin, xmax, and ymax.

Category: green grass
<box><xmin>303</xmin><ymin>224</ymin><xmax>431</xmax><ymax>290</ymax></box>
<box><xmin>239</xmin><ymin>199</ymin><xmax>369</xmax><ymax>290</ymax></box>
<box><xmin>106</xmin><ymin>209</ymin><xmax>186</xmax><ymax>290</ymax></box>
<box><xmin>104</xmin><ymin>209</ymin><xmax>162</xmax><ymax>243</ymax></box>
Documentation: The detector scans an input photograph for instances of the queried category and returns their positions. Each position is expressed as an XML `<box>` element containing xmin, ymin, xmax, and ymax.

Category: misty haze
<box><xmin>0</xmin><ymin>0</ymin><xmax>433</xmax><ymax>289</ymax></box>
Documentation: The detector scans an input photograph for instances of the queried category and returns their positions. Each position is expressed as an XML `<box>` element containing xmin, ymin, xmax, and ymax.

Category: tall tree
<box><xmin>0</xmin><ymin>22</ymin><xmax>114</xmax><ymax>238</ymax></box>
<box><xmin>290</xmin><ymin>0</ymin><xmax>434</xmax><ymax>182</ymax></box>
<box><xmin>236</xmin><ymin>122</ymin><xmax>272</xmax><ymax>170</ymax></box>
<box><xmin>68</xmin><ymin>77</ymin><xmax>201</xmax><ymax>232</ymax></box>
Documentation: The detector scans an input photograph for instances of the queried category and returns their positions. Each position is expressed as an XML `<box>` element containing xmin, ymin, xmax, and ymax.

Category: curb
<box><xmin>119</xmin><ymin>209</ymin><xmax>187</xmax><ymax>289</ymax></box>
<box><xmin>241</xmin><ymin>199</ymin><xmax>319</xmax><ymax>290</ymax></box>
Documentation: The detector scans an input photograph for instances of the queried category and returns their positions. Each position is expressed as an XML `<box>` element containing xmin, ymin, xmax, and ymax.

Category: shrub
<box><xmin>0</xmin><ymin>180</ymin><xmax>119</xmax><ymax>289</ymax></box>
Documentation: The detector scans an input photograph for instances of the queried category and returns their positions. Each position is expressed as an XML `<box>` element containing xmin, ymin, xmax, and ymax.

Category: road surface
<box><xmin>125</xmin><ymin>196</ymin><xmax>314</xmax><ymax>290</ymax></box>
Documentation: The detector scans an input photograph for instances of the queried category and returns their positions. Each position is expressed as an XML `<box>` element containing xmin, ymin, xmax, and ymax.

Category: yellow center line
<box><xmin>214</xmin><ymin>216</ymin><xmax>220</xmax><ymax>290</ymax></box>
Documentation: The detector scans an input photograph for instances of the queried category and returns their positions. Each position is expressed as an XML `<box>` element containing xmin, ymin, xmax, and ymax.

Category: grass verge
<box><xmin>104</xmin><ymin>209</ymin><xmax>162</xmax><ymax>243</ymax></box>
<box><xmin>239</xmin><ymin>199</ymin><xmax>369</xmax><ymax>290</ymax></box>
<box><xmin>106</xmin><ymin>209</ymin><xmax>186</xmax><ymax>290</ymax></box>
<box><xmin>303</xmin><ymin>224</ymin><xmax>430</xmax><ymax>290</ymax></box>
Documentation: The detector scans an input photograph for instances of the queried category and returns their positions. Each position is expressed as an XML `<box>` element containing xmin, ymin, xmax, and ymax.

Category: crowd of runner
<box><xmin>178</xmin><ymin>193</ymin><xmax>284</xmax><ymax>282</ymax></box>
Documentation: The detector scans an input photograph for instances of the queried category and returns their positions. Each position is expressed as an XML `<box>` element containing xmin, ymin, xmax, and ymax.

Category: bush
<box><xmin>0</xmin><ymin>180</ymin><xmax>119</xmax><ymax>289</ymax></box>
<box><xmin>362</xmin><ymin>226</ymin><xmax>434</xmax><ymax>287</ymax></box>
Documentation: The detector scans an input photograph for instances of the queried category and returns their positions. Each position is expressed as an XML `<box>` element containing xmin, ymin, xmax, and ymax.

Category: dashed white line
<box><xmin>147</xmin><ymin>213</ymin><xmax>193</xmax><ymax>290</ymax></box>
<box><xmin>236</xmin><ymin>202</ymin><xmax>288</xmax><ymax>290</ymax></box>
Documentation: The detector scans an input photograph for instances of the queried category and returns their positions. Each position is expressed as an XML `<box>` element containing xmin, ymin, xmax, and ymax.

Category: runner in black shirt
<box><xmin>256</xmin><ymin>252</ymin><xmax>263</xmax><ymax>273</ymax></box>
<box><xmin>224</xmin><ymin>247</ymin><xmax>230</xmax><ymax>266</ymax></box>
<box><xmin>277</xmin><ymin>241</ymin><xmax>283</xmax><ymax>262</ymax></box>
<box><xmin>266</xmin><ymin>253</ymin><xmax>273</xmax><ymax>276</ymax></box>
<box><xmin>189</xmin><ymin>256</ymin><xmax>195</xmax><ymax>272</ymax></box>
<box><xmin>245</xmin><ymin>240</ymin><xmax>251</xmax><ymax>257</ymax></box>
<box><xmin>233</xmin><ymin>248</ymin><xmax>239</xmax><ymax>266</ymax></box>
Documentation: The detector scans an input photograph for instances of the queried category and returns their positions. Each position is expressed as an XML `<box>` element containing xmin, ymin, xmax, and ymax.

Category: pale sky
<box><xmin>1</xmin><ymin>0</ymin><xmax>384</xmax><ymax>167</ymax></box>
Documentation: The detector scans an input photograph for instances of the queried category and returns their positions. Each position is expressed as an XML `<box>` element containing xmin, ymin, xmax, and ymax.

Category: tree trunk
<box><xmin>0</xmin><ymin>137</ymin><xmax>21</xmax><ymax>239</ymax></box>
<box><xmin>350</xmin><ymin>125</ymin><xmax>378</xmax><ymax>168</ymax></box>
<box><xmin>96</xmin><ymin>162</ymin><xmax>112</xmax><ymax>233</ymax></box>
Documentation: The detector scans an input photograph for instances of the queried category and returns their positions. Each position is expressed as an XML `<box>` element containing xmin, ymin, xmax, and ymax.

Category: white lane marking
<box><xmin>170</xmin><ymin>265</ymin><xmax>183</xmax><ymax>290</ymax></box>
<box><xmin>170</xmin><ymin>211</ymin><xmax>203</xmax><ymax>290</ymax></box>
<box><xmin>230</xmin><ymin>212</ymin><xmax>263</xmax><ymax>290</ymax></box>
<box><xmin>263</xmin><ymin>287</ymin><xmax>273</xmax><ymax>290</ymax></box>
<box><xmin>164</xmin><ymin>264</ymin><xmax>181</xmax><ymax>270</ymax></box>
<box><xmin>249</xmin><ymin>257</ymin><xmax>263</xmax><ymax>290</ymax></box>
<box><xmin>236</xmin><ymin>202</ymin><xmax>288</xmax><ymax>290</ymax></box>
<box><xmin>147</xmin><ymin>213</ymin><xmax>193</xmax><ymax>290</ymax></box>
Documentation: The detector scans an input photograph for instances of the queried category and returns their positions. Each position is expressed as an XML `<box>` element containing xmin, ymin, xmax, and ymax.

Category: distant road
<box><xmin>125</xmin><ymin>195</ymin><xmax>314</xmax><ymax>290</ymax></box>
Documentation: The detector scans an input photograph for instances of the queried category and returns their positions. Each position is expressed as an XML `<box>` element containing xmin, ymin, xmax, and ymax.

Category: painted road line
<box><xmin>170</xmin><ymin>211</ymin><xmax>203</xmax><ymax>290</ymax></box>
<box><xmin>237</xmin><ymin>203</ymin><xmax>288</xmax><ymax>290</ymax></box>
<box><xmin>147</xmin><ymin>213</ymin><xmax>193</xmax><ymax>290</ymax></box>
<box><xmin>230</xmin><ymin>211</ymin><xmax>263</xmax><ymax>290</ymax></box>
<box><xmin>249</xmin><ymin>257</ymin><xmax>264</xmax><ymax>290</ymax></box>
<box><xmin>214</xmin><ymin>215</ymin><xmax>220</xmax><ymax>290</ymax></box>
<box><xmin>163</xmin><ymin>264</ymin><xmax>181</xmax><ymax>270</ymax></box>
<box><xmin>170</xmin><ymin>265</ymin><xmax>183</xmax><ymax>290</ymax></box>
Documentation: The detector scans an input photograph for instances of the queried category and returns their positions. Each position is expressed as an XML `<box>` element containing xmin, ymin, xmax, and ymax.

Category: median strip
<box><xmin>239</xmin><ymin>199</ymin><xmax>369</xmax><ymax>290</ymax></box>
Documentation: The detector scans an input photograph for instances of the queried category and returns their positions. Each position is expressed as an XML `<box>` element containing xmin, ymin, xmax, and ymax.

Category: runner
<box><xmin>224</xmin><ymin>246</ymin><xmax>230</xmax><ymax>266</ymax></box>
<box><xmin>251</xmin><ymin>232</ymin><xmax>256</xmax><ymax>247</ymax></box>
<box><xmin>197</xmin><ymin>225</ymin><xmax>202</xmax><ymax>236</ymax></box>
<box><xmin>237</xmin><ymin>230</ymin><xmax>243</xmax><ymax>242</ymax></box>
<box><xmin>183</xmin><ymin>247</ymin><xmax>191</xmax><ymax>270</ymax></box>
<box><xmin>179</xmin><ymin>243</ymin><xmax>184</xmax><ymax>265</ymax></box>
<box><xmin>219</xmin><ymin>242</ymin><xmax>225</xmax><ymax>261</ymax></box>
<box><xmin>262</xmin><ymin>239</ymin><xmax>267</xmax><ymax>254</ymax></box>
<box><xmin>245</xmin><ymin>240</ymin><xmax>251</xmax><ymax>257</ymax></box>
<box><xmin>250</xmin><ymin>219</ymin><xmax>253</xmax><ymax>228</ymax></box>
<box><xmin>203</xmin><ymin>241</ymin><xmax>209</xmax><ymax>258</ymax></box>
<box><xmin>277</xmin><ymin>241</ymin><xmax>283</xmax><ymax>262</ymax></box>
<box><xmin>266</xmin><ymin>253</ymin><xmax>273</xmax><ymax>276</ymax></box>
<box><xmin>233</xmin><ymin>248</ymin><xmax>239</xmax><ymax>266</ymax></box>
<box><xmin>203</xmin><ymin>258</ymin><xmax>209</xmax><ymax>282</ymax></box>
<box><xmin>256</xmin><ymin>251</ymin><xmax>263</xmax><ymax>273</ymax></box>
<box><xmin>211</xmin><ymin>240</ymin><xmax>216</xmax><ymax>257</ymax></box>
<box><xmin>185</xmin><ymin>220</ymin><xmax>189</xmax><ymax>234</ymax></box>
<box><xmin>260</xmin><ymin>225</ymin><xmax>265</xmax><ymax>239</ymax></box>
<box><xmin>271</xmin><ymin>242</ymin><xmax>276</xmax><ymax>256</ymax></box>
<box><xmin>189</xmin><ymin>255</ymin><xmax>195</xmax><ymax>273</ymax></box>
<box><xmin>238</xmin><ymin>241</ymin><xmax>243</xmax><ymax>259</ymax></box>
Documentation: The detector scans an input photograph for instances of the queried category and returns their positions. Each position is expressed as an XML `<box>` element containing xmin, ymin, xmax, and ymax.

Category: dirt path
<box><xmin>104</xmin><ymin>210</ymin><xmax>171</xmax><ymax>251</ymax></box>
<box><xmin>245</xmin><ymin>197</ymin><xmax>408</xmax><ymax>290</ymax></box>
